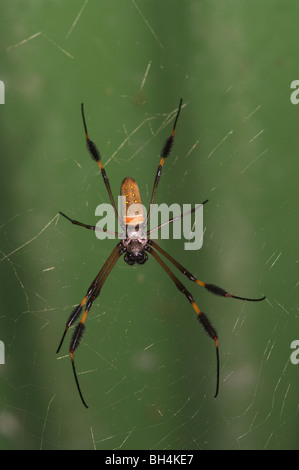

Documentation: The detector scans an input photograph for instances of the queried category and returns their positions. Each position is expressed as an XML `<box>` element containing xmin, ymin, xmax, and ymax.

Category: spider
<box><xmin>57</xmin><ymin>99</ymin><xmax>266</xmax><ymax>408</ymax></box>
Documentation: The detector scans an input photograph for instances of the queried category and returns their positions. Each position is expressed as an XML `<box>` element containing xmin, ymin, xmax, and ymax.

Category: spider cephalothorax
<box><xmin>123</xmin><ymin>237</ymin><xmax>148</xmax><ymax>265</ymax></box>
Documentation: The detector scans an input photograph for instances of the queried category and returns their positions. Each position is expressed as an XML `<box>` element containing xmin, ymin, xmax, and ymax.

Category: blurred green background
<box><xmin>0</xmin><ymin>0</ymin><xmax>298</xmax><ymax>450</ymax></box>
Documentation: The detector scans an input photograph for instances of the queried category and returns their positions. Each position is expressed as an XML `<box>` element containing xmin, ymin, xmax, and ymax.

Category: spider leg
<box><xmin>81</xmin><ymin>103</ymin><xmax>123</xmax><ymax>229</ymax></box>
<box><xmin>146</xmin><ymin>244</ymin><xmax>220</xmax><ymax>398</ymax></box>
<box><xmin>59</xmin><ymin>211</ymin><xmax>96</xmax><ymax>231</ymax></box>
<box><xmin>146</xmin><ymin>99</ymin><xmax>183</xmax><ymax>224</ymax></box>
<box><xmin>57</xmin><ymin>242</ymin><xmax>123</xmax><ymax>408</ymax></box>
<box><xmin>56</xmin><ymin>243</ymin><xmax>122</xmax><ymax>354</ymax></box>
<box><xmin>59</xmin><ymin>211</ymin><xmax>123</xmax><ymax>237</ymax></box>
<box><xmin>147</xmin><ymin>200</ymin><xmax>208</xmax><ymax>237</ymax></box>
<box><xmin>148</xmin><ymin>240</ymin><xmax>266</xmax><ymax>302</ymax></box>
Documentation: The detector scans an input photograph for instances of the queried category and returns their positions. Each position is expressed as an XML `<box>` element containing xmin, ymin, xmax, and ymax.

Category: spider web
<box><xmin>0</xmin><ymin>0</ymin><xmax>298</xmax><ymax>450</ymax></box>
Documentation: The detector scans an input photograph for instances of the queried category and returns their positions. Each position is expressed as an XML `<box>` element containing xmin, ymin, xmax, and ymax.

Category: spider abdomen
<box><xmin>121</xmin><ymin>177</ymin><xmax>144</xmax><ymax>226</ymax></box>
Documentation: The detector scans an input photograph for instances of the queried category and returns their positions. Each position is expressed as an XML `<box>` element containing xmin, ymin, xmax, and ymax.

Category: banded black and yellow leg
<box><xmin>146</xmin><ymin>99</ymin><xmax>183</xmax><ymax>224</ymax></box>
<box><xmin>147</xmin><ymin>245</ymin><xmax>220</xmax><ymax>398</ymax></box>
<box><xmin>56</xmin><ymin>243</ymin><xmax>122</xmax><ymax>354</ymax></box>
<box><xmin>68</xmin><ymin>244</ymin><xmax>123</xmax><ymax>408</ymax></box>
<box><xmin>148</xmin><ymin>240</ymin><xmax>266</xmax><ymax>302</ymax></box>
<box><xmin>56</xmin><ymin>296</ymin><xmax>88</xmax><ymax>356</ymax></box>
<box><xmin>81</xmin><ymin>103</ymin><xmax>122</xmax><ymax>227</ymax></box>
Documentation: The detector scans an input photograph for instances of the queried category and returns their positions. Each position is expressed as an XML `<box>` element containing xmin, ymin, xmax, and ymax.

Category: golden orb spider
<box><xmin>57</xmin><ymin>99</ymin><xmax>266</xmax><ymax>408</ymax></box>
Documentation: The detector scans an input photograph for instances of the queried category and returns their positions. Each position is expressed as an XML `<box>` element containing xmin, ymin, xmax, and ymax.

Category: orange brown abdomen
<box><xmin>121</xmin><ymin>177</ymin><xmax>144</xmax><ymax>226</ymax></box>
